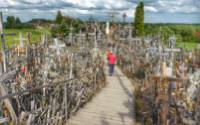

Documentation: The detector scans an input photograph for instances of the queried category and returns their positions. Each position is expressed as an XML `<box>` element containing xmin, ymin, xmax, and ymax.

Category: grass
<box><xmin>2</xmin><ymin>28</ymin><xmax>50</xmax><ymax>48</ymax></box>
<box><xmin>176</xmin><ymin>41</ymin><xmax>199</xmax><ymax>50</ymax></box>
<box><xmin>1</xmin><ymin>28</ymin><xmax>199</xmax><ymax>50</ymax></box>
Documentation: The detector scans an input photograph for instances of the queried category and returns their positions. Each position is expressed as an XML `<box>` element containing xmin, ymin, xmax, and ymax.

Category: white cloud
<box><xmin>0</xmin><ymin>0</ymin><xmax>199</xmax><ymax>23</ymax></box>
<box><xmin>145</xmin><ymin>6</ymin><xmax>158</xmax><ymax>12</ymax></box>
<box><xmin>157</xmin><ymin>0</ymin><xmax>199</xmax><ymax>13</ymax></box>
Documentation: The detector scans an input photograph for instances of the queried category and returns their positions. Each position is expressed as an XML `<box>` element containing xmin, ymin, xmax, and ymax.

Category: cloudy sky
<box><xmin>0</xmin><ymin>0</ymin><xmax>200</xmax><ymax>23</ymax></box>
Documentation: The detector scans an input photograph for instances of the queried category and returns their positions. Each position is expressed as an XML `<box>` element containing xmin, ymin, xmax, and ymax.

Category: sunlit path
<box><xmin>66</xmin><ymin>67</ymin><xmax>135</xmax><ymax>125</ymax></box>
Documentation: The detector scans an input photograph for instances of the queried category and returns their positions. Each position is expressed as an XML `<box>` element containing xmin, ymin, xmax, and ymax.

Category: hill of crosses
<box><xmin>0</xmin><ymin>1</ymin><xmax>200</xmax><ymax>125</ymax></box>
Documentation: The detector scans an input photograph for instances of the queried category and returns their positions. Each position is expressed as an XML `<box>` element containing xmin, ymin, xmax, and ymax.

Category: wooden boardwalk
<box><xmin>66</xmin><ymin>67</ymin><xmax>135</xmax><ymax>125</ymax></box>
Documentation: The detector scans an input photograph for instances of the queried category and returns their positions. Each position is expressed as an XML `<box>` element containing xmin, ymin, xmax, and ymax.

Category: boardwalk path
<box><xmin>66</xmin><ymin>67</ymin><xmax>135</xmax><ymax>125</ymax></box>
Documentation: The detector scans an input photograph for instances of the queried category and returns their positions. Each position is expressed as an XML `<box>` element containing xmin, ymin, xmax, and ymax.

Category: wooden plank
<box><xmin>66</xmin><ymin>66</ymin><xmax>135</xmax><ymax>125</ymax></box>
<box><xmin>79</xmin><ymin>109</ymin><xmax>133</xmax><ymax>118</ymax></box>
<box><xmin>76</xmin><ymin>111</ymin><xmax>134</xmax><ymax>122</ymax></box>
<box><xmin>69</xmin><ymin>115</ymin><xmax>133</xmax><ymax>125</ymax></box>
<box><xmin>83</xmin><ymin>103</ymin><xmax>134</xmax><ymax>112</ymax></box>
<box><xmin>68</xmin><ymin>115</ymin><xmax>133</xmax><ymax>125</ymax></box>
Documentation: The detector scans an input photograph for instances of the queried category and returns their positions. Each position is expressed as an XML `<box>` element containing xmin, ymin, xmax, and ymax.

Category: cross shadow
<box><xmin>99</xmin><ymin>67</ymin><xmax>135</xmax><ymax>125</ymax></box>
<box><xmin>116</xmin><ymin>69</ymin><xmax>135</xmax><ymax>125</ymax></box>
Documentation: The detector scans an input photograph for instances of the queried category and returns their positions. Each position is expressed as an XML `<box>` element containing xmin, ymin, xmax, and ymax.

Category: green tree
<box><xmin>134</xmin><ymin>2</ymin><xmax>144</xmax><ymax>37</ymax></box>
<box><xmin>56</xmin><ymin>10</ymin><xmax>63</xmax><ymax>24</ymax></box>
<box><xmin>58</xmin><ymin>21</ymin><xmax>70</xmax><ymax>37</ymax></box>
<box><xmin>15</xmin><ymin>17</ymin><xmax>21</xmax><ymax>24</ymax></box>
<box><xmin>6</xmin><ymin>16</ymin><xmax>15</xmax><ymax>28</ymax></box>
<box><xmin>15</xmin><ymin>17</ymin><xmax>22</xmax><ymax>28</ymax></box>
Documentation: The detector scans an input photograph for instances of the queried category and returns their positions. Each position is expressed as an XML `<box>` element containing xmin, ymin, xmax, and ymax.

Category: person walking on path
<box><xmin>108</xmin><ymin>52</ymin><xmax>117</xmax><ymax>76</ymax></box>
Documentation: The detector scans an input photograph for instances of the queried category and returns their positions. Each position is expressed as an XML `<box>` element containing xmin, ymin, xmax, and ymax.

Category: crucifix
<box><xmin>49</xmin><ymin>38</ymin><xmax>65</xmax><ymax>62</ymax></box>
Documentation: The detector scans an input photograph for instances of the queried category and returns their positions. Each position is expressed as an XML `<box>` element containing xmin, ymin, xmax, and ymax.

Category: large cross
<box><xmin>49</xmin><ymin>38</ymin><xmax>65</xmax><ymax>61</ymax></box>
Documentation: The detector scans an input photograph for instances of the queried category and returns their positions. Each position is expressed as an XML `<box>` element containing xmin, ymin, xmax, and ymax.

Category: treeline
<box><xmin>145</xmin><ymin>24</ymin><xmax>200</xmax><ymax>43</ymax></box>
<box><xmin>5</xmin><ymin>16</ymin><xmax>34</xmax><ymax>29</ymax></box>
<box><xmin>51</xmin><ymin>10</ymin><xmax>83</xmax><ymax>37</ymax></box>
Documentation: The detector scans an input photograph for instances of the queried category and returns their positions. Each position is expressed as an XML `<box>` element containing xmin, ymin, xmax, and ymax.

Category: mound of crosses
<box><xmin>0</xmin><ymin>23</ymin><xmax>106</xmax><ymax>124</ymax></box>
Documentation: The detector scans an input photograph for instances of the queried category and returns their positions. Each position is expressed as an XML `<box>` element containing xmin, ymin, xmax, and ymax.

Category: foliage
<box><xmin>134</xmin><ymin>86</ymin><xmax>142</xmax><ymax>119</ymax></box>
<box><xmin>135</xmin><ymin>68</ymin><xmax>145</xmax><ymax>79</ymax></box>
<box><xmin>15</xmin><ymin>17</ymin><xmax>21</xmax><ymax>27</ymax></box>
<box><xmin>6</xmin><ymin>16</ymin><xmax>15</xmax><ymax>28</ymax></box>
<box><xmin>134</xmin><ymin>2</ymin><xmax>144</xmax><ymax>37</ymax></box>
<box><xmin>5</xmin><ymin>16</ymin><xmax>34</xmax><ymax>29</ymax></box>
<box><xmin>145</xmin><ymin>24</ymin><xmax>200</xmax><ymax>49</ymax></box>
<box><xmin>28</xmin><ymin>19</ymin><xmax>53</xmax><ymax>24</ymax></box>
<box><xmin>51</xmin><ymin>11</ymin><xmax>83</xmax><ymax>37</ymax></box>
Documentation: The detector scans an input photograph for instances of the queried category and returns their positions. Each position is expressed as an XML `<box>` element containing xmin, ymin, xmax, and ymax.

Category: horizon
<box><xmin>0</xmin><ymin>0</ymin><xmax>200</xmax><ymax>24</ymax></box>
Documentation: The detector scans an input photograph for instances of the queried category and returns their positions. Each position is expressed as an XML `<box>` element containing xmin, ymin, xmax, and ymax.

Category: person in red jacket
<box><xmin>108</xmin><ymin>52</ymin><xmax>117</xmax><ymax>76</ymax></box>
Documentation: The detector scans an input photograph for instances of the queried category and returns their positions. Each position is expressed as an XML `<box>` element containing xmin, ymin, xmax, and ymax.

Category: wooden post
<box><xmin>0</xmin><ymin>12</ymin><xmax>7</xmax><ymax>73</ymax></box>
<box><xmin>0</xmin><ymin>82</ymin><xmax>17</xmax><ymax>122</ymax></box>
